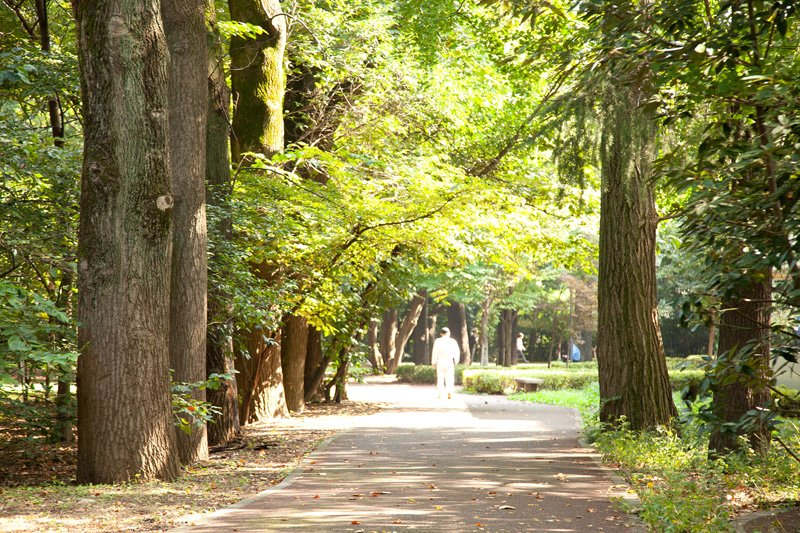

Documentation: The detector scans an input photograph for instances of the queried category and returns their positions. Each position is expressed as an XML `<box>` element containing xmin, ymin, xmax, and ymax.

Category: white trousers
<box><xmin>436</xmin><ymin>363</ymin><xmax>455</xmax><ymax>398</ymax></box>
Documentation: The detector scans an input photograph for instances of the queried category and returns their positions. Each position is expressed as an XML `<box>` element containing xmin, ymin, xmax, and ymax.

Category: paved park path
<box><xmin>175</xmin><ymin>380</ymin><xmax>645</xmax><ymax>532</ymax></box>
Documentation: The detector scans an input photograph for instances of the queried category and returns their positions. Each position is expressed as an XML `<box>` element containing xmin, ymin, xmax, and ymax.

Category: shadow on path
<box><xmin>173</xmin><ymin>383</ymin><xmax>644</xmax><ymax>532</ymax></box>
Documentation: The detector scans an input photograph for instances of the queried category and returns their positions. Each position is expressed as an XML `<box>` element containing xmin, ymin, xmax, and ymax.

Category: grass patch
<box><xmin>509</xmin><ymin>382</ymin><xmax>600</xmax><ymax>417</ymax></box>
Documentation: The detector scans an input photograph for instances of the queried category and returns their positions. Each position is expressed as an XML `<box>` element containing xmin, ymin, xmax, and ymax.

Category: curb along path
<box><xmin>174</xmin><ymin>382</ymin><xmax>645</xmax><ymax>532</ymax></box>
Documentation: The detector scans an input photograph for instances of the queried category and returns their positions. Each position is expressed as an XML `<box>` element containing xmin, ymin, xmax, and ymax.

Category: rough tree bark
<box><xmin>708</xmin><ymin>272</ymin><xmax>772</xmax><ymax>456</ymax></box>
<box><xmin>74</xmin><ymin>0</ymin><xmax>179</xmax><ymax>483</ymax></box>
<box><xmin>596</xmin><ymin>76</ymin><xmax>677</xmax><ymax>429</ymax></box>
<box><xmin>281</xmin><ymin>314</ymin><xmax>309</xmax><ymax>412</ymax></box>
<box><xmin>205</xmin><ymin>2</ymin><xmax>240</xmax><ymax>447</ymax></box>
<box><xmin>162</xmin><ymin>0</ymin><xmax>209</xmax><ymax>465</ymax></box>
<box><xmin>448</xmin><ymin>302</ymin><xmax>472</xmax><ymax>365</ymax></box>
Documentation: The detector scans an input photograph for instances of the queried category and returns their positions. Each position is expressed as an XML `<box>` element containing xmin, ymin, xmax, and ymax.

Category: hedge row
<box><xmin>396</xmin><ymin>364</ymin><xmax>706</xmax><ymax>396</ymax></box>
<box><xmin>395</xmin><ymin>364</ymin><xmax>465</xmax><ymax>385</ymax></box>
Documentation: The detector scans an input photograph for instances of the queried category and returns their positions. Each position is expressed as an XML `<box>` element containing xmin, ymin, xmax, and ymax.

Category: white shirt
<box><xmin>431</xmin><ymin>336</ymin><xmax>459</xmax><ymax>367</ymax></box>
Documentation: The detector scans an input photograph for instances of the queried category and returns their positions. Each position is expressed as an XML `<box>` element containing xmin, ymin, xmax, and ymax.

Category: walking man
<box><xmin>516</xmin><ymin>332</ymin><xmax>528</xmax><ymax>363</ymax></box>
<box><xmin>431</xmin><ymin>327</ymin><xmax>460</xmax><ymax>399</ymax></box>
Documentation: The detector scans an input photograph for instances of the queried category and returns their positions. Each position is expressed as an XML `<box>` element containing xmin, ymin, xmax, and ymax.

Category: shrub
<box><xmin>394</xmin><ymin>364</ymin><xmax>464</xmax><ymax>385</ymax></box>
<box><xmin>461</xmin><ymin>368</ymin><xmax>597</xmax><ymax>393</ymax></box>
<box><xmin>462</xmin><ymin>372</ymin><xmax>515</xmax><ymax>394</ymax></box>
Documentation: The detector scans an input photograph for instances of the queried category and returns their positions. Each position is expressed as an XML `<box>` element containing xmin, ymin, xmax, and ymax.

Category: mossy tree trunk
<box><xmin>74</xmin><ymin>0</ymin><xmax>179</xmax><ymax>483</ymax></box>
<box><xmin>228</xmin><ymin>0</ymin><xmax>288</xmax><ymax>423</ymax></box>
<box><xmin>228</xmin><ymin>0</ymin><xmax>286</xmax><ymax>160</ymax></box>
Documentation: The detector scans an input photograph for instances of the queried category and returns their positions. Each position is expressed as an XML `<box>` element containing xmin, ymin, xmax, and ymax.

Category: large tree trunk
<box><xmin>498</xmin><ymin>309</ymin><xmax>516</xmax><ymax>367</ymax></box>
<box><xmin>596</xmin><ymin>78</ymin><xmax>676</xmax><ymax>430</ymax></box>
<box><xmin>163</xmin><ymin>0</ymin><xmax>209</xmax><ymax>466</ymax></box>
<box><xmin>380</xmin><ymin>309</ymin><xmax>398</xmax><ymax>372</ymax></box>
<box><xmin>708</xmin><ymin>273</ymin><xmax>772</xmax><ymax>456</ymax></box>
<box><xmin>281</xmin><ymin>314</ymin><xmax>308</xmax><ymax>413</ymax></box>
<box><xmin>387</xmin><ymin>293</ymin><xmax>426</xmax><ymax>373</ymax></box>
<box><xmin>228</xmin><ymin>0</ymin><xmax>286</xmax><ymax>160</ymax></box>
<box><xmin>448</xmin><ymin>302</ymin><xmax>472</xmax><ymax>365</ymax></box>
<box><xmin>205</xmin><ymin>2</ymin><xmax>239</xmax><ymax>448</ymax></box>
<box><xmin>74</xmin><ymin>0</ymin><xmax>179</xmax><ymax>483</ymax></box>
<box><xmin>303</xmin><ymin>327</ymin><xmax>324</xmax><ymax>402</ymax></box>
<box><xmin>412</xmin><ymin>297</ymin><xmax>429</xmax><ymax>365</ymax></box>
<box><xmin>236</xmin><ymin>330</ymin><xmax>288</xmax><ymax>423</ymax></box>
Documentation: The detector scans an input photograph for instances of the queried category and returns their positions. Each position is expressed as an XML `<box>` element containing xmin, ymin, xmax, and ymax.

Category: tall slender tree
<box><xmin>74</xmin><ymin>0</ymin><xmax>179</xmax><ymax>483</ymax></box>
<box><xmin>205</xmin><ymin>2</ymin><xmax>240</xmax><ymax>447</ymax></box>
<box><xmin>162</xmin><ymin>0</ymin><xmax>209</xmax><ymax>464</ymax></box>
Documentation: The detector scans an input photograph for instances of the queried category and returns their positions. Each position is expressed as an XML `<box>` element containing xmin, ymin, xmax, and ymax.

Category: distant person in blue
<box><xmin>571</xmin><ymin>343</ymin><xmax>581</xmax><ymax>362</ymax></box>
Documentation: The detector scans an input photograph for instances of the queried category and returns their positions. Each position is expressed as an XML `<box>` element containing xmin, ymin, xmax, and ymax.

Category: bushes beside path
<box><xmin>396</xmin><ymin>359</ymin><xmax>704</xmax><ymax>396</ymax></box>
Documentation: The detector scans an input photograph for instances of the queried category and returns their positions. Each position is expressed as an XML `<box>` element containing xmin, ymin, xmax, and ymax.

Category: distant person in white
<box><xmin>431</xmin><ymin>327</ymin><xmax>460</xmax><ymax>399</ymax></box>
<box><xmin>516</xmin><ymin>332</ymin><xmax>528</xmax><ymax>363</ymax></box>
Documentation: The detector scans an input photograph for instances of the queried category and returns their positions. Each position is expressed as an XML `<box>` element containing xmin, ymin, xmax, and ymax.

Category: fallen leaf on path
<box><xmin>371</xmin><ymin>491</ymin><xmax>391</xmax><ymax>496</ymax></box>
<box><xmin>555</xmin><ymin>473</ymin><xmax>567</xmax><ymax>481</ymax></box>
<box><xmin>587</xmin><ymin>508</ymin><xmax>596</xmax><ymax>513</ymax></box>
<box><xmin>498</xmin><ymin>505</ymin><xmax>516</xmax><ymax>510</ymax></box>
<box><xmin>427</xmin><ymin>484</ymin><xmax>438</xmax><ymax>489</ymax></box>
<box><xmin>434</xmin><ymin>505</ymin><xmax>443</xmax><ymax>511</ymax></box>
<box><xmin>392</xmin><ymin>519</ymin><xmax>402</xmax><ymax>524</ymax></box>
<box><xmin>313</xmin><ymin>495</ymin><xmax>320</xmax><ymax>499</ymax></box>
<box><xmin>351</xmin><ymin>520</ymin><xmax>361</xmax><ymax>525</ymax></box>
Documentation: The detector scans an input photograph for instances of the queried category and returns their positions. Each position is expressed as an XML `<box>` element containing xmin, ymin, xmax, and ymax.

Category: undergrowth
<box><xmin>511</xmin><ymin>385</ymin><xmax>800</xmax><ymax>532</ymax></box>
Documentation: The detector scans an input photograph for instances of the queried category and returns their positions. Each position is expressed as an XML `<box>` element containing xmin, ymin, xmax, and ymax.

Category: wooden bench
<box><xmin>513</xmin><ymin>377</ymin><xmax>544</xmax><ymax>392</ymax></box>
